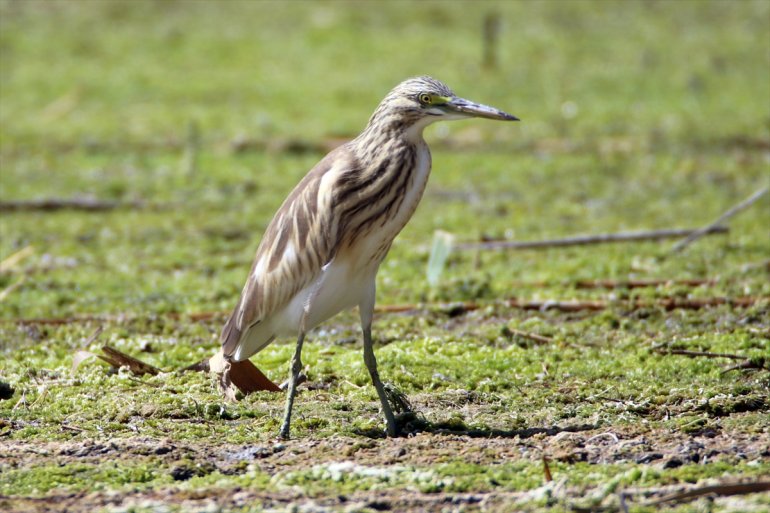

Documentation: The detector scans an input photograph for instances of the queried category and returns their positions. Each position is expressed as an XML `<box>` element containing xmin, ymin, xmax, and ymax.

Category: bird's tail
<box><xmin>220</xmin><ymin>309</ymin><xmax>242</xmax><ymax>358</ymax></box>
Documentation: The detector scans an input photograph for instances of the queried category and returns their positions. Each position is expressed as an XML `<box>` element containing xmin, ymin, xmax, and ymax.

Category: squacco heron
<box><xmin>220</xmin><ymin>76</ymin><xmax>517</xmax><ymax>438</ymax></box>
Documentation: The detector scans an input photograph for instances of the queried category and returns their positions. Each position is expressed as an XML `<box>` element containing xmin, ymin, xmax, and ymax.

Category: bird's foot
<box><xmin>383</xmin><ymin>383</ymin><xmax>413</xmax><ymax>414</ymax></box>
<box><xmin>381</xmin><ymin>383</ymin><xmax>414</xmax><ymax>437</ymax></box>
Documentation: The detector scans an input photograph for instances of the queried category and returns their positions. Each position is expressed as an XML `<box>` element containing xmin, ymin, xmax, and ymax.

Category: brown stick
<box><xmin>542</xmin><ymin>456</ymin><xmax>553</xmax><ymax>482</ymax></box>
<box><xmin>455</xmin><ymin>226</ymin><xmax>728</xmax><ymax>251</ymax></box>
<box><xmin>0</xmin><ymin>198</ymin><xmax>144</xmax><ymax>213</ymax></box>
<box><xmin>645</xmin><ymin>480</ymin><xmax>770</xmax><ymax>506</ymax></box>
<box><xmin>506</xmin><ymin>328</ymin><xmax>554</xmax><ymax>345</ymax></box>
<box><xmin>669</xmin><ymin>187</ymin><xmax>768</xmax><ymax>254</ymax></box>
<box><xmin>653</xmin><ymin>349</ymin><xmax>748</xmax><ymax>360</ymax></box>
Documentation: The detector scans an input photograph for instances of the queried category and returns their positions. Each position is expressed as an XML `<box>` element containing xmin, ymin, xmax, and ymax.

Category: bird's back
<box><xmin>221</xmin><ymin>146</ymin><xmax>354</xmax><ymax>360</ymax></box>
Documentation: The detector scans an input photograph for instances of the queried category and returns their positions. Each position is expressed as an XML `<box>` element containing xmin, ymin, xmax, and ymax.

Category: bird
<box><xmin>219</xmin><ymin>76</ymin><xmax>517</xmax><ymax>438</ymax></box>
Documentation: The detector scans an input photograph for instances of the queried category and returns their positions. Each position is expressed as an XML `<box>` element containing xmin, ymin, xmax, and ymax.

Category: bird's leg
<box><xmin>279</xmin><ymin>330</ymin><xmax>305</xmax><ymax>439</ymax></box>
<box><xmin>360</xmin><ymin>282</ymin><xmax>398</xmax><ymax>437</ymax></box>
<box><xmin>279</xmin><ymin>277</ymin><xmax>324</xmax><ymax>440</ymax></box>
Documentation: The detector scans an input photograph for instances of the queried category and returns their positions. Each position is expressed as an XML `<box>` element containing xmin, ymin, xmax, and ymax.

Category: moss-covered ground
<box><xmin>1</xmin><ymin>1</ymin><xmax>768</xmax><ymax>512</ymax></box>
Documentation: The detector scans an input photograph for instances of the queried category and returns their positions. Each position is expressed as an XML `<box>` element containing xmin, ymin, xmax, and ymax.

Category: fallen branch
<box><xmin>0</xmin><ymin>198</ymin><xmax>145</xmax><ymax>213</ymax></box>
<box><xmin>455</xmin><ymin>226</ymin><xmax>728</xmax><ymax>251</ymax></box>
<box><xmin>653</xmin><ymin>349</ymin><xmax>748</xmax><ymax>360</ymax></box>
<box><xmin>653</xmin><ymin>348</ymin><xmax>769</xmax><ymax>374</ymax></box>
<box><xmin>669</xmin><ymin>186</ymin><xmax>768</xmax><ymax>254</ymax></box>
<box><xmin>644</xmin><ymin>480</ymin><xmax>770</xmax><ymax>506</ymax></box>
<box><xmin>721</xmin><ymin>358</ymin><xmax>768</xmax><ymax>374</ymax></box>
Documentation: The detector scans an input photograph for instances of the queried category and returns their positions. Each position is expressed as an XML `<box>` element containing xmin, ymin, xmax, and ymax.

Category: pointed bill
<box><xmin>445</xmin><ymin>97</ymin><xmax>519</xmax><ymax>121</ymax></box>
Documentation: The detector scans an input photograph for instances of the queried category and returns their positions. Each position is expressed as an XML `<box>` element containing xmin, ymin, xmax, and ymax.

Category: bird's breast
<box><xmin>387</xmin><ymin>142</ymin><xmax>432</xmax><ymax>233</ymax></box>
<box><xmin>349</xmin><ymin>142</ymin><xmax>432</xmax><ymax>270</ymax></box>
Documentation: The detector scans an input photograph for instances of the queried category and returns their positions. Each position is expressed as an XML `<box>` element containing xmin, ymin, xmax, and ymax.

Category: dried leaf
<box><xmin>206</xmin><ymin>349</ymin><xmax>281</xmax><ymax>398</ymax></box>
<box><xmin>101</xmin><ymin>345</ymin><xmax>160</xmax><ymax>376</ymax></box>
<box><xmin>72</xmin><ymin>350</ymin><xmax>100</xmax><ymax>374</ymax></box>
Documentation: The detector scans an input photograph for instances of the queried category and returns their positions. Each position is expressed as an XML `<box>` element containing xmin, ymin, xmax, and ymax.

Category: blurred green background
<box><xmin>1</xmin><ymin>0</ymin><xmax>767</xmax><ymax>319</ymax></box>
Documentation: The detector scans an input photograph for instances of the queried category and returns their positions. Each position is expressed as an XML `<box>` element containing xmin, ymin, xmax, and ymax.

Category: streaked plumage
<box><xmin>220</xmin><ymin>76</ymin><xmax>517</xmax><ymax>438</ymax></box>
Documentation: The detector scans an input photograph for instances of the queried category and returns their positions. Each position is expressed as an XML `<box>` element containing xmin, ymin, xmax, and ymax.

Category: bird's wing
<box><xmin>221</xmin><ymin>146</ymin><xmax>356</xmax><ymax>358</ymax></box>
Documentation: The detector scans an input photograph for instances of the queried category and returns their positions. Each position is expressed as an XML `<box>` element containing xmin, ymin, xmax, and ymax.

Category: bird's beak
<box><xmin>443</xmin><ymin>96</ymin><xmax>519</xmax><ymax>121</ymax></box>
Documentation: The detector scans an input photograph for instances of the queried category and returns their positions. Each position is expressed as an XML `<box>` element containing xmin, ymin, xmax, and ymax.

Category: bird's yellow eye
<box><xmin>418</xmin><ymin>93</ymin><xmax>432</xmax><ymax>105</ymax></box>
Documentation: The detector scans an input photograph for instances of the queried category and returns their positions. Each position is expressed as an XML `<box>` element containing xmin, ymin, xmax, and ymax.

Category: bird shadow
<box><xmin>352</xmin><ymin>411</ymin><xmax>598</xmax><ymax>439</ymax></box>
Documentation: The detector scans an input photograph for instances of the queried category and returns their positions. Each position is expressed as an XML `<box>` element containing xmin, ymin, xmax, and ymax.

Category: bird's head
<box><xmin>367</xmin><ymin>76</ymin><xmax>518</xmax><ymax>135</ymax></box>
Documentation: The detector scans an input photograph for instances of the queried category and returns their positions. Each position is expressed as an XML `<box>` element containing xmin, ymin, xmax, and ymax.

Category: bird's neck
<box><xmin>352</xmin><ymin>115</ymin><xmax>432</xmax><ymax>162</ymax></box>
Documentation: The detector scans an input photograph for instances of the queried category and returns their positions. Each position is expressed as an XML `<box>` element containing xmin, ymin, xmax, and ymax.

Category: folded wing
<box><xmin>221</xmin><ymin>147</ymin><xmax>355</xmax><ymax>359</ymax></box>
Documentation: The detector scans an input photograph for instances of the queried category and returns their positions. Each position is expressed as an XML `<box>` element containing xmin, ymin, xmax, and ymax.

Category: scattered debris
<box><xmin>71</xmin><ymin>333</ymin><xmax>280</xmax><ymax>396</ymax></box>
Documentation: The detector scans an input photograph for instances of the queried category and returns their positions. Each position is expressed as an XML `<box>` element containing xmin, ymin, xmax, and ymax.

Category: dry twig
<box><xmin>653</xmin><ymin>348</ymin><xmax>768</xmax><ymax>374</ymax></box>
<box><xmin>644</xmin><ymin>480</ymin><xmax>770</xmax><ymax>506</ymax></box>
<box><xmin>455</xmin><ymin>226</ymin><xmax>728</xmax><ymax>251</ymax></box>
<box><xmin>504</xmin><ymin>328</ymin><xmax>553</xmax><ymax>345</ymax></box>
<box><xmin>542</xmin><ymin>456</ymin><xmax>553</xmax><ymax>482</ymax></box>
<box><xmin>669</xmin><ymin>186</ymin><xmax>768</xmax><ymax>254</ymax></box>
<box><xmin>653</xmin><ymin>348</ymin><xmax>748</xmax><ymax>360</ymax></box>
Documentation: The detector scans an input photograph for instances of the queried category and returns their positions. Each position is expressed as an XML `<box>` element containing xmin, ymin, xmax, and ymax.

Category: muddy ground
<box><xmin>2</xmin><ymin>420</ymin><xmax>768</xmax><ymax>512</ymax></box>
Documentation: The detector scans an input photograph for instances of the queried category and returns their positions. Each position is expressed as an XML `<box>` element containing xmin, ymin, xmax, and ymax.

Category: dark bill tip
<box><xmin>446</xmin><ymin>97</ymin><xmax>519</xmax><ymax>121</ymax></box>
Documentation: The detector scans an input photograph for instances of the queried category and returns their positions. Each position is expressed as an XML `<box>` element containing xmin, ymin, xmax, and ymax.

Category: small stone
<box><xmin>0</xmin><ymin>381</ymin><xmax>14</xmax><ymax>400</ymax></box>
<box><xmin>635</xmin><ymin>452</ymin><xmax>663</xmax><ymax>464</ymax></box>
<box><xmin>170</xmin><ymin>465</ymin><xmax>196</xmax><ymax>481</ymax></box>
